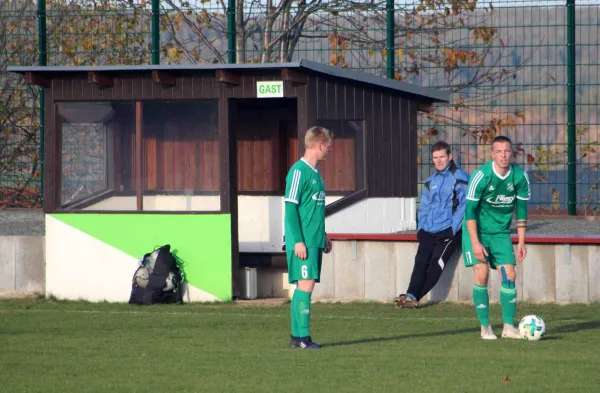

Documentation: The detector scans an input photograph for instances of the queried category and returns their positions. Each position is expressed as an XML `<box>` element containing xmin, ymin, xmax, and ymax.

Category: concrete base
<box><xmin>267</xmin><ymin>241</ymin><xmax>600</xmax><ymax>304</ymax></box>
<box><xmin>1</xmin><ymin>234</ymin><xmax>599</xmax><ymax>304</ymax></box>
<box><xmin>0</xmin><ymin>236</ymin><xmax>45</xmax><ymax>297</ymax></box>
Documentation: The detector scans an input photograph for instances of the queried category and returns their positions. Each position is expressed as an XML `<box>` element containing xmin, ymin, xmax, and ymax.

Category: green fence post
<box><xmin>37</xmin><ymin>0</ymin><xmax>46</xmax><ymax>205</ymax></box>
<box><xmin>151</xmin><ymin>0</ymin><xmax>160</xmax><ymax>65</ymax></box>
<box><xmin>386</xmin><ymin>0</ymin><xmax>394</xmax><ymax>79</ymax></box>
<box><xmin>227</xmin><ymin>0</ymin><xmax>236</xmax><ymax>63</ymax></box>
<box><xmin>567</xmin><ymin>0</ymin><xmax>576</xmax><ymax>215</ymax></box>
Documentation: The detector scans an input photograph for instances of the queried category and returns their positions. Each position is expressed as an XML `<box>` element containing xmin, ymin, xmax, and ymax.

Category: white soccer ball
<box><xmin>134</xmin><ymin>266</ymin><xmax>151</xmax><ymax>288</ymax></box>
<box><xmin>518</xmin><ymin>314</ymin><xmax>546</xmax><ymax>341</ymax></box>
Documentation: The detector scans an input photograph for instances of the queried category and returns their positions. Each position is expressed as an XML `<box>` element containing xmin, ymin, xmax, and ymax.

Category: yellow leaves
<box><xmin>167</xmin><ymin>47</ymin><xmax>178</xmax><ymax>59</ymax></box>
<box><xmin>175</xmin><ymin>11</ymin><xmax>185</xmax><ymax>31</ymax></box>
<box><xmin>440</xmin><ymin>48</ymin><xmax>481</xmax><ymax>73</ymax></box>
<box><xmin>397</xmin><ymin>49</ymin><xmax>403</xmax><ymax>57</ymax></box>
<box><xmin>368</xmin><ymin>49</ymin><xmax>374</xmax><ymax>56</ymax></box>
<box><xmin>382</xmin><ymin>49</ymin><xmax>387</xmax><ymax>57</ymax></box>
<box><xmin>141</xmin><ymin>0</ymin><xmax>146</xmax><ymax>7</ymax></box>
<box><xmin>472</xmin><ymin>27</ymin><xmax>498</xmax><ymax>45</ymax></box>
<box><xmin>394</xmin><ymin>72</ymin><xmax>404</xmax><ymax>81</ymax></box>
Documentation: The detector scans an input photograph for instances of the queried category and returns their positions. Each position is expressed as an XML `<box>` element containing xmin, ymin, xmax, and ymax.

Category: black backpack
<box><xmin>128</xmin><ymin>244</ymin><xmax>184</xmax><ymax>305</ymax></box>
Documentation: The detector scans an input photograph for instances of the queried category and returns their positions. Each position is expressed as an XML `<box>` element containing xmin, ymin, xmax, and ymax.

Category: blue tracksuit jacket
<box><xmin>417</xmin><ymin>160</ymin><xmax>469</xmax><ymax>236</ymax></box>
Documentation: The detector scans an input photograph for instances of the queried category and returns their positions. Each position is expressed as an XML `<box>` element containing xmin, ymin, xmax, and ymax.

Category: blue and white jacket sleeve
<box><xmin>417</xmin><ymin>177</ymin><xmax>432</xmax><ymax>231</ymax></box>
<box><xmin>451</xmin><ymin>169</ymin><xmax>469</xmax><ymax>235</ymax></box>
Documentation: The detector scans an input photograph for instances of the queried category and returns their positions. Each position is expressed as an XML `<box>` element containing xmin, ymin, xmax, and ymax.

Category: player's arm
<box><xmin>416</xmin><ymin>178</ymin><xmax>432</xmax><ymax>231</ymax></box>
<box><xmin>284</xmin><ymin>169</ymin><xmax>306</xmax><ymax>259</ymax></box>
<box><xmin>465</xmin><ymin>170</ymin><xmax>488</xmax><ymax>262</ymax></box>
<box><xmin>515</xmin><ymin>171</ymin><xmax>531</xmax><ymax>262</ymax></box>
<box><xmin>451</xmin><ymin>170</ymin><xmax>469</xmax><ymax>235</ymax></box>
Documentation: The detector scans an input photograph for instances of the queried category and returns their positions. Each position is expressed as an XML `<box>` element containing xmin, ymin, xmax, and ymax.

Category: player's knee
<box><xmin>473</xmin><ymin>264</ymin><xmax>489</xmax><ymax>286</ymax></box>
<box><xmin>500</xmin><ymin>265</ymin><xmax>516</xmax><ymax>283</ymax></box>
<box><xmin>297</xmin><ymin>279</ymin><xmax>316</xmax><ymax>293</ymax></box>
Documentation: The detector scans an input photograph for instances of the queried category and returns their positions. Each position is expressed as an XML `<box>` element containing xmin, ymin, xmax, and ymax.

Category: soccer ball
<box><xmin>134</xmin><ymin>266</ymin><xmax>151</xmax><ymax>288</ymax></box>
<box><xmin>518</xmin><ymin>314</ymin><xmax>546</xmax><ymax>341</ymax></box>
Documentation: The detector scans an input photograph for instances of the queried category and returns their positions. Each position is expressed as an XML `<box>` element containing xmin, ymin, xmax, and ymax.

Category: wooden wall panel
<box><xmin>47</xmin><ymin>68</ymin><xmax>422</xmax><ymax>213</ymax></box>
<box><xmin>236</xmin><ymin>104</ymin><xmax>295</xmax><ymax>192</ymax></box>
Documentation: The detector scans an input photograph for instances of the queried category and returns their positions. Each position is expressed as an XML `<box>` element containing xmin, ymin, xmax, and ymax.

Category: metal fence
<box><xmin>1</xmin><ymin>0</ymin><xmax>599</xmax><ymax>214</ymax></box>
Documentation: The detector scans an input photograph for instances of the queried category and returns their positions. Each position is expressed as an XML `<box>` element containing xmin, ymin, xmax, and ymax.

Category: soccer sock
<box><xmin>473</xmin><ymin>284</ymin><xmax>490</xmax><ymax>327</ymax></box>
<box><xmin>293</xmin><ymin>289</ymin><xmax>312</xmax><ymax>338</ymax></box>
<box><xmin>500</xmin><ymin>282</ymin><xmax>517</xmax><ymax>325</ymax></box>
<box><xmin>290</xmin><ymin>291</ymin><xmax>300</xmax><ymax>337</ymax></box>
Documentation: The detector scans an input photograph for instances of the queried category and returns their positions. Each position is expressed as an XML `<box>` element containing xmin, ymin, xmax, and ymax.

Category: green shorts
<box><xmin>287</xmin><ymin>247</ymin><xmax>323</xmax><ymax>284</ymax></box>
<box><xmin>462</xmin><ymin>232</ymin><xmax>515</xmax><ymax>269</ymax></box>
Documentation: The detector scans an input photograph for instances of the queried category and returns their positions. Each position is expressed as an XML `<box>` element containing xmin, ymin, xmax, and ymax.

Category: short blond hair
<box><xmin>304</xmin><ymin>126</ymin><xmax>332</xmax><ymax>149</ymax></box>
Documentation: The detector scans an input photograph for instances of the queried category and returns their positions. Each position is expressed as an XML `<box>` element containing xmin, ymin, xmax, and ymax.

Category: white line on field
<box><xmin>1</xmin><ymin>308</ymin><xmax>589</xmax><ymax>324</ymax></box>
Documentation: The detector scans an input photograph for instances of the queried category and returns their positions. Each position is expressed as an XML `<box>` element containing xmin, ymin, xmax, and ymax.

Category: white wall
<box><xmin>325</xmin><ymin>197</ymin><xmax>417</xmax><ymax>233</ymax></box>
<box><xmin>83</xmin><ymin>195</ymin><xmax>417</xmax><ymax>251</ymax></box>
<box><xmin>83</xmin><ymin>195</ymin><xmax>221</xmax><ymax>211</ymax></box>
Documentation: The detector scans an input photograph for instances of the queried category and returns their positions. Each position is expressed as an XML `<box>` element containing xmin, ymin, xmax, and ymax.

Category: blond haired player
<box><xmin>284</xmin><ymin>126</ymin><xmax>333</xmax><ymax>349</ymax></box>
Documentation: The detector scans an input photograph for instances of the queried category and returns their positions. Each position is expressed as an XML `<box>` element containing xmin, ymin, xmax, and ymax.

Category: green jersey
<box><xmin>284</xmin><ymin>158</ymin><xmax>327</xmax><ymax>249</ymax></box>
<box><xmin>464</xmin><ymin>161</ymin><xmax>530</xmax><ymax>234</ymax></box>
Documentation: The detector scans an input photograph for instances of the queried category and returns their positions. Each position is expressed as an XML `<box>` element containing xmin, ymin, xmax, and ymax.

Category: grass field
<box><xmin>1</xmin><ymin>298</ymin><xmax>599</xmax><ymax>393</ymax></box>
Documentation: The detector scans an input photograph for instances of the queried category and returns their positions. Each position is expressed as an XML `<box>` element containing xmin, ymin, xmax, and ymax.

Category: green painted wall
<box><xmin>51</xmin><ymin>213</ymin><xmax>232</xmax><ymax>300</ymax></box>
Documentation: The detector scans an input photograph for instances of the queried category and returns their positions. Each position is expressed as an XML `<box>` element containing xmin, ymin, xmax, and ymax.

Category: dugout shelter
<box><xmin>9</xmin><ymin>60</ymin><xmax>449</xmax><ymax>301</ymax></box>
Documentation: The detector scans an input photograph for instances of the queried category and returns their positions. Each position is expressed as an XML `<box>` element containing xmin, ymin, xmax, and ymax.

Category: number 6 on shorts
<box><xmin>301</xmin><ymin>265</ymin><xmax>308</xmax><ymax>279</ymax></box>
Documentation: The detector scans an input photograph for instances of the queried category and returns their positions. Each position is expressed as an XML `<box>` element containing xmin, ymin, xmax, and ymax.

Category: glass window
<box><xmin>58</xmin><ymin>102</ymin><xmax>135</xmax><ymax>211</ymax></box>
<box><xmin>142</xmin><ymin>101</ymin><xmax>220</xmax><ymax>212</ymax></box>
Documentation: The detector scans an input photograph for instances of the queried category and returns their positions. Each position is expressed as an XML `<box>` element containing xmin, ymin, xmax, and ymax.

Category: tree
<box><xmin>1</xmin><ymin>0</ymin><xmax>41</xmax><ymax>207</ymax></box>
<box><xmin>3</xmin><ymin>0</ymin><xmax>596</xmax><ymax>213</ymax></box>
<box><xmin>158</xmin><ymin>1</ymin><xmax>538</xmax><ymax>160</ymax></box>
<box><xmin>0</xmin><ymin>0</ymin><xmax>150</xmax><ymax>208</ymax></box>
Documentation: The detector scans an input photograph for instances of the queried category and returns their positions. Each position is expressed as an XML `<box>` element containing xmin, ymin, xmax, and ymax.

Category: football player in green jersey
<box><xmin>284</xmin><ymin>126</ymin><xmax>333</xmax><ymax>349</ymax></box>
<box><xmin>462</xmin><ymin>135</ymin><xmax>530</xmax><ymax>340</ymax></box>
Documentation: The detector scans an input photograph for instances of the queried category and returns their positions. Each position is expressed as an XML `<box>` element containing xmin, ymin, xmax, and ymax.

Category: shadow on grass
<box><xmin>552</xmin><ymin>320</ymin><xmax>600</xmax><ymax>334</ymax></box>
<box><xmin>324</xmin><ymin>326</ymin><xmax>480</xmax><ymax>347</ymax></box>
<box><xmin>325</xmin><ymin>321</ymin><xmax>600</xmax><ymax>347</ymax></box>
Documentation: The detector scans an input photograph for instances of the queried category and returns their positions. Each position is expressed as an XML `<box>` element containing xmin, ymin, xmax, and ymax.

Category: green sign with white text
<box><xmin>256</xmin><ymin>81</ymin><xmax>284</xmax><ymax>98</ymax></box>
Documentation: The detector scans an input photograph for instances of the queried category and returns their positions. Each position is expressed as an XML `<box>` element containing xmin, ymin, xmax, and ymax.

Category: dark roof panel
<box><xmin>7</xmin><ymin>59</ymin><xmax>449</xmax><ymax>103</ymax></box>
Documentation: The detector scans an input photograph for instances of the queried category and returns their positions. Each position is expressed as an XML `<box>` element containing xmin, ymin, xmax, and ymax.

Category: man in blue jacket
<box><xmin>395</xmin><ymin>141</ymin><xmax>469</xmax><ymax>309</ymax></box>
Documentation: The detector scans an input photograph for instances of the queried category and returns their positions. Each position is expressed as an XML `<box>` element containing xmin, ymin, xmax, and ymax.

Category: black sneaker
<box><xmin>289</xmin><ymin>336</ymin><xmax>301</xmax><ymax>348</ymax></box>
<box><xmin>395</xmin><ymin>294</ymin><xmax>418</xmax><ymax>309</ymax></box>
<box><xmin>292</xmin><ymin>336</ymin><xmax>322</xmax><ymax>349</ymax></box>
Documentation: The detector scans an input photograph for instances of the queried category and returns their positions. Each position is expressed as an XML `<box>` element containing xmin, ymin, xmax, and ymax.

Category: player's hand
<box><xmin>473</xmin><ymin>242</ymin><xmax>488</xmax><ymax>263</ymax></box>
<box><xmin>324</xmin><ymin>236</ymin><xmax>333</xmax><ymax>254</ymax></box>
<box><xmin>517</xmin><ymin>242</ymin><xmax>527</xmax><ymax>262</ymax></box>
<box><xmin>294</xmin><ymin>242</ymin><xmax>307</xmax><ymax>260</ymax></box>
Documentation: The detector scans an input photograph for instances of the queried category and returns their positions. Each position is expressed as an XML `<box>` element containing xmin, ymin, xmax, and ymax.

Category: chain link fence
<box><xmin>1</xmin><ymin>0</ymin><xmax>599</xmax><ymax>214</ymax></box>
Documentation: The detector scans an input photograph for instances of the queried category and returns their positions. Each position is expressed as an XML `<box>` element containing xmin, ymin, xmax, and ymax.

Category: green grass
<box><xmin>1</xmin><ymin>299</ymin><xmax>599</xmax><ymax>393</ymax></box>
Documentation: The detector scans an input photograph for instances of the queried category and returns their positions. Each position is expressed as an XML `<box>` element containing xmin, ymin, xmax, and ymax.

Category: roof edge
<box><xmin>298</xmin><ymin>60</ymin><xmax>449</xmax><ymax>103</ymax></box>
<box><xmin>7</xmin><ymin>60</ymin><xmax>450</xmax><ymax>103</ymax></box>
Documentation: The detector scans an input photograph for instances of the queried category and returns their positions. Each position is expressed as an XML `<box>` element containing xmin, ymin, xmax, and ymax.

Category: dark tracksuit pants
<box><xmin>406</xmin><ymin>227</ymin><xmax>461</xmax><ymax>301</ymax></box>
